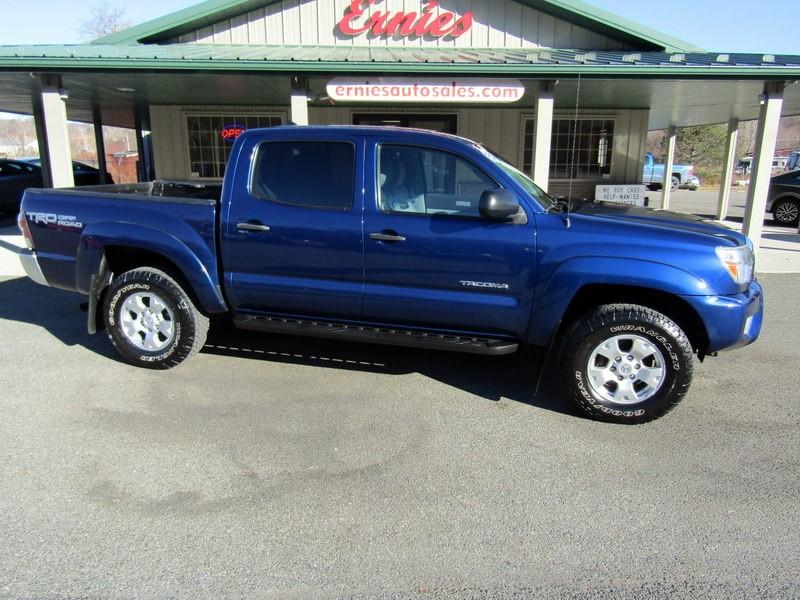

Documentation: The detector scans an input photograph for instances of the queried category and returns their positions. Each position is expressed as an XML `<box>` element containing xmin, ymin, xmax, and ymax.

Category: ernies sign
<box><xmin>338</xmin><ymin>0</ymin><xmax>473</xmax><ymax>39</ymax></box>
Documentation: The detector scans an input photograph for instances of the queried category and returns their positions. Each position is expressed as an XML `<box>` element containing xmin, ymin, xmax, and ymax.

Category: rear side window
<box><xmin>252</xmin><ymin>141</ymin><xmax>355</xmax><ymax>210</ymax></box>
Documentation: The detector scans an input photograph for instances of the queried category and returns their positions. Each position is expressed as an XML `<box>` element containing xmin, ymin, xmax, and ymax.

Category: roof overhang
<box><xmin>0</xmin><ymin>45</ymin><xmax>797</xmax><ymax>77</ymax></box>
<box><xmin>2</xmin><ymin>45</ymin><xmax>800</xmax><ymax>130</ymax></box>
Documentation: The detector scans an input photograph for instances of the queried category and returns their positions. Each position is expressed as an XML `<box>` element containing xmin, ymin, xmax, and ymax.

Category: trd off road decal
<box><xmin>26</xmin><ymin>212</ymin><xmax>83</xmax><ymax>230</ymax></box>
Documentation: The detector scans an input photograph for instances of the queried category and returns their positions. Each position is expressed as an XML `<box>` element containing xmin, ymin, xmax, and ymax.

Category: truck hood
<box><xmin>569</xmin><ymin>201</ymin><xmax>747</xmax><ymax>247</ymax></box>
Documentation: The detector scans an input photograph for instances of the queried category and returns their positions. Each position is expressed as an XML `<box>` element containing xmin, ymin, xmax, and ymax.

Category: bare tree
<box><xmin>0</xmin><ymin>116</ymin><xmax>38</xmax><ymax>157</ymax></box>
<box><xmin>78</xmin><ymin>2</ymin><xmax>131</xmax><ymax>40</ymax></box>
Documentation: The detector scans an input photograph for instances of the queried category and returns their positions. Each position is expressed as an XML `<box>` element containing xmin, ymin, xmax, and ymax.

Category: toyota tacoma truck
<box><xmin>17</xmin><ymin>126</ymin><xmax>763</xmax><ymax>423</ymax></box>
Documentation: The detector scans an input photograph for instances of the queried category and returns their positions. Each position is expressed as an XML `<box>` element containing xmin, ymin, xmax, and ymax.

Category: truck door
<box><xmin>223</xmin><ymin>135</ymin><xmax>364</xmax><ymax>319</ymax></box>
<box><xmin>361</xmin><ymin>140</ymin><xmax>536</xmax><ymax>337</ymax></box>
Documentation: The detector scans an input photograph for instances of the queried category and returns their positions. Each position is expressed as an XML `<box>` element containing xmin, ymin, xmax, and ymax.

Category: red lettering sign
<box><xmin>338</xmin><ymin>0</ymin><xmax>473</xmax><ymax>39</ymax></box>
<box><xmin>220</xmin><ymin>124</ymin><xmax>246</xmax><ymax>142</ymax></box>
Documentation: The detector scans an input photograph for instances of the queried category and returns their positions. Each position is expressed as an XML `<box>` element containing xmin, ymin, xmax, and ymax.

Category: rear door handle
<box><xmin>369</xmin><ymin>231</ymin><xmax>406</xmax><ymax>243</ymax></box>
<box><xmin>237</xmin><ymin>221</ymin><xmax>271</xmax><ymax>232</ymax></box>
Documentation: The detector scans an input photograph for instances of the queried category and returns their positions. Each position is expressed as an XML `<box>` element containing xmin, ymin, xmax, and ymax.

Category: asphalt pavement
<box><xmin>0</xmin><ymin>267</ymin><xmax>798</xmax><ymax>597</ymax></box>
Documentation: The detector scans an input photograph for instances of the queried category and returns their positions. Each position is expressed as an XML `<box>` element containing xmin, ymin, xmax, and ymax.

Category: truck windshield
<box><xmin>476</xmin><ymin>145</ymin><xmax>558</xmax><ymax>211</ymax></box>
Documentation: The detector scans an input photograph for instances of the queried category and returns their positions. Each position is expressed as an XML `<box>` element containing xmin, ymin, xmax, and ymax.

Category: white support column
<box><xmin>744</xmin><ymin>82</ymin><xmax>785</xmax><ymax>258</ymax></box>
<box><xmin>290</xmin><ymin>76</ymin><xmax>309</xmax><ymax>126</ymax></box>
<box><xmin>92</xmin><ymin>103</ymin><xmax>109</xmax><ymax>185</ymax></box>
<box><xmin>660</xmin><ymin>126</ymin><xmax>677</xmax><ymax>210</ymax></box>
<box><xmin>39</xmin><ymin>84</ymin><xmax>74</xmax><ymax>188</ymax></box>
<box><xmin>716</xmin><ymin>118</ymin><xmax>739</xmax><ymax>221</ymax></box>
<box><xmin>532</xmin><ymin>81</ymin><xmax>555</xmax><ymax>192</ymax></box>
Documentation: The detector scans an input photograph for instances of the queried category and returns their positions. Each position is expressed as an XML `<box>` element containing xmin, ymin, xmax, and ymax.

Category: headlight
<box><xmin>716</xmin><ymin>244</ymin><xmax>754</xmax><ymax>285</ymax></box>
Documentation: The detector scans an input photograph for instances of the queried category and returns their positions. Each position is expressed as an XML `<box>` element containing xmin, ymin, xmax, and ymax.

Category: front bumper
<box><xmin>681</xmin><ymin>280</ymin><xmax>764</xmax><ymax>353</ymax></box>
<box><xmin>685</xmin><ymin>176</ymin><xmax>701</xmax><ymax>189</ymax></box>
<box><xmin>18</xmin><ymin>250</ymin><xmax>50</xmax><ymax>287</ymax></box>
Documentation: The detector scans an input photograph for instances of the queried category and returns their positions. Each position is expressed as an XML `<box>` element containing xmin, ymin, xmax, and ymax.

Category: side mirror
<box><xmin>479</xmin><ymin>189</ymin><xmax>520</xmax><ymax>221</ymax></box>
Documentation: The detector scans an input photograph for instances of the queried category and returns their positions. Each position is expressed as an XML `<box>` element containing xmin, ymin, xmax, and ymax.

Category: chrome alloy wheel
<box><xmin>774</xmin><ymin>200</ymin><xmax>799</xmax><ymax>224</ymax></box>
<box><xmin>119</xmin><ymin>291</ymin><xmax>176</xmax><ymax>352</ymax></box>
<box><xmin>586</xmin><ymin>334</ymin><xmax>667</xmax><ymax>405</ymax></box>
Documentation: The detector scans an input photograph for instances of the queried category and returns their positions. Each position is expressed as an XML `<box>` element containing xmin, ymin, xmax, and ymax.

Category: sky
<box><xmin>0</xmin><ymin>0</ymin><xmax>796</xmax><ymax>53</ymax></box>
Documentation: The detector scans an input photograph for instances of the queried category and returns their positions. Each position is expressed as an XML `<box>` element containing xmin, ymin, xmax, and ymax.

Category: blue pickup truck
<box><xmin>642</xmin><ymin>152</ymin><xmax>700</xmax><ymax>191</ymax></box>
<box><xmin>17</xmin><ymin>126</ymin><xmax>763</xmax><ymax>423</ymax></box>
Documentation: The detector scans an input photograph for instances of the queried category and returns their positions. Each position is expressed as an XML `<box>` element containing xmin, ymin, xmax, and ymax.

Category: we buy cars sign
<box><xmin>327</xmin><ymin>78</ymin><xmax>526</xmax><ymax>104</ymax></box>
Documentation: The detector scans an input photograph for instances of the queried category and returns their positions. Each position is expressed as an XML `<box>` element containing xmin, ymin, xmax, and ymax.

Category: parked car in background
<box><xmin>767</xmin><ymin>170</ymin><xmax>800</xmax><ymax>226</ymax></box>
<box><xmin>0</xmin><ymin>159</ymin><xmax>41</xmax><ymax>214</ymax></box>
<box><xmin>0</xmin><ymin>158</ymin><xmax>112</xmax><ymax>214</ymax></box>
<box><xmin>736</xmin><ymin>155</ymin><xmax>792</xmax><ymax>178</ymax></box>
<box><xmin>785</xmin><ymin>150</ymin><xmax>800</xmax><ymax>173</ymax></box>
<box><xmin>641</xmin><ymin>153</ymin><xmax>699</xmax><ymax>191</ymax></box>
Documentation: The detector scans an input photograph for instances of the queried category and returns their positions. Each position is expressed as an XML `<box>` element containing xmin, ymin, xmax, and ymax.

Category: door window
<box><xmin>251</xmin><ymin>141</ymin><xmax>356</xmax><ymax>210</ymax></box>
<box><xmin>378</xmin><ymin>145</ymin><xmax>496</xmax><ymax>217</ymax></box>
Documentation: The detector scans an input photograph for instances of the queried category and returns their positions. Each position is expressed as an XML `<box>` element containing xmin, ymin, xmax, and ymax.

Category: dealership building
<box><xmin>1</xmin><ymin>0</ymin><xmax>799</xmax><ymax>253</ymax></box>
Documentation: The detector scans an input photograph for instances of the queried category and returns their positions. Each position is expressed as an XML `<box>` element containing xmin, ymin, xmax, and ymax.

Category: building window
<box><xmin>252</xmin><ymin>142</ymin><xmax>356</xmax><ymax>210</ymax></box>
<box><xmin>186</xmin><ymin>112</ymin><xmax>283</xmax><ymax>179</ymax></box>
<box><xmin>522</xmin><ymin>117</ymin><xmax>615</xmax><ymax>179</ymax></box>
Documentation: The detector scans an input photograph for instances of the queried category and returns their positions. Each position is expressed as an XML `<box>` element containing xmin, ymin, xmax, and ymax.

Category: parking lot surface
<box><xmin>0</xmin><ymin>270</ymin><xmax>798</xmax><ymax>599</ymax></box>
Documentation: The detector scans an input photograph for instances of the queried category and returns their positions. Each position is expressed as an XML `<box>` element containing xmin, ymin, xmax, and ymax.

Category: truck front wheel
<box><xmin>102</xmin><ymin>267</ymin><xmax>209</xmax><ymax>369</ymax></box>
<box><xmin>560</xmin><ymin>304</ymin><xmax>693</xmax><ymax>424</ymax></box>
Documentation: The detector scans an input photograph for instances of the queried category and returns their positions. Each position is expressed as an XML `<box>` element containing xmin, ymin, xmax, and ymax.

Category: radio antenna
<box><xmin>565</xmin><ymin>73</ymin><xmax>582</xmax><ymax>228</ymax></box>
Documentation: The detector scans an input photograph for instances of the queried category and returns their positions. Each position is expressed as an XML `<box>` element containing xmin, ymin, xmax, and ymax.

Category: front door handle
<box><xmin>237</xmin><ymin>221</ymin><xmax>271</xmax><ymax>232</ymax></box>
<box><xmin>369</xmin><ymin>231</ymin><xmax>406</xmax><ymax>243</ymax></box>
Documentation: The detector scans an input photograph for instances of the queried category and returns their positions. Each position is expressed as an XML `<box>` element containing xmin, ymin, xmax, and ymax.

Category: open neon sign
<box><xmin>220</xmin><ymin>124</ymin><xmax>246</xmax><ymax>142</ymax></box>
<box><xmin>338</xmin><ymin>0</ymin><xmax>474</xmax><ymax>39</ymax></box>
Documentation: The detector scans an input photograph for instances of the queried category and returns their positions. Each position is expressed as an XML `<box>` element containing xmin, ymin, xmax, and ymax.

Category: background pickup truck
<box><xmin>642</xmin><ymin>152</ymin><xmax>700</xmax><ymax>191</ymax></box>
<box><xmin>18</xmin><ymin>126</ymin><xmax>762</xmax><ymax>424</ymax></box>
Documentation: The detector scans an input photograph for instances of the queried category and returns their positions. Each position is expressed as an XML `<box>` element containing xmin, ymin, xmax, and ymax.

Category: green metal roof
<box><xmin>0</xmin><ymin>44</ymin><xmax>796</xmax><ymax>77</ymax></box>
<box><xmin>93</xmin><ymin>0</ymin><xmax>701</xmax><ymax>53</ymax></box>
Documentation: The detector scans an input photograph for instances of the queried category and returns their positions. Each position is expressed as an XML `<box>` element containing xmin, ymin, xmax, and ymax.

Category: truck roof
<box><xmin>266</xmin><ymin>124</ymin><xmax>474</xmax><ymax>143</ymax></box>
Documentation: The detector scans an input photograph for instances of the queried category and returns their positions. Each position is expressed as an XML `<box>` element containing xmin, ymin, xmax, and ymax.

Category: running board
<box><xmin>233</xmin><ymin>315</ymin><xmax>519</xmax><ymax>356</ymax></box>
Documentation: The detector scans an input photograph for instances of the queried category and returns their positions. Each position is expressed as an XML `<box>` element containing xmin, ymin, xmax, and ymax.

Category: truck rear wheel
<box><xmin>560</xmin><ymin>304</ymin><xmax>693</xmax><ymax>424</ymax></box>
<box><xmin>102</xmin><ymin>267</ymin><xmax>209</xmax><ymax>369</ymax></box>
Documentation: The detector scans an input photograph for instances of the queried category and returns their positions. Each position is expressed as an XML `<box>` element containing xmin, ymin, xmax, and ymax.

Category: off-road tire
<box><xmin>560</xmin><ymin>304</ymin><xmax>694</xmax><ymax>424</ymax></box>
<box><xmin>102</xmin><ymin>267</ymin><xmax>209</xmax><ymax>369</ymax></box>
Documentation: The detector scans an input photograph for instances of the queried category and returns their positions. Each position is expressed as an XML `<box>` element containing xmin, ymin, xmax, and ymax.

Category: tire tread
<box><xmin>561</xmin><ymin>303</ymin><xmax>694</xmax><ymax>424</ymax></box>
<box><xmin>103</xmin><ymin>267</ymin><xmax>209</xmax><ymax>370</ymax></box>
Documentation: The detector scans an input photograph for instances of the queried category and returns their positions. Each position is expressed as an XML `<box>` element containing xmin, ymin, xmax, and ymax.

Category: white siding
<box><xmin>152</xmin><ymin>103</ymin><xmax>648</xmax><ymax>195</ymax></box>
<box><xmin>171</xmin><ymin>0</ymin><xmax>632</xmax><ymax>50</ymax></box>
<box><xmin>150</xmin><ymin>105</ymin><xmax>289</xmax><ymax>180</ymax></box>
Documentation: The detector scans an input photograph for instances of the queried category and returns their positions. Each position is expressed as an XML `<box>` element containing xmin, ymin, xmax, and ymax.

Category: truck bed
<box><xmin>20</xmin><ymin>181</ymin><xmax>221</xmax><ymax>296</ymax></box>
<box><xmin>67</xmin><ymin>180</ymin><xmax>223</xmax><ymax>203</ymax></box>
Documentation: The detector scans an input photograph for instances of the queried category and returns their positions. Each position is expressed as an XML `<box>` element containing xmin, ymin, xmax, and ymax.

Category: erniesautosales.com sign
<box><xmin>327</xmin><ymin>78</ymin><xmax>526</xmax><ymax>104</ymax></box>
